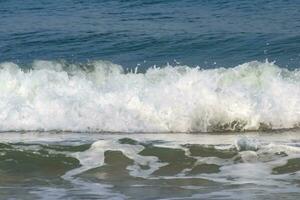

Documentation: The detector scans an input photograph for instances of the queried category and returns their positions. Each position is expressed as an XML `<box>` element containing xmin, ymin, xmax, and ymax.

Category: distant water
<box><xmin>0</xmin><ymin>1</ymin><xmax>300</xmax><ymax>200</ymax></box>
<box><xmin>1</xmin><ymin>0</ymin><xmax>300</xmax><ymax>68</ymax></box>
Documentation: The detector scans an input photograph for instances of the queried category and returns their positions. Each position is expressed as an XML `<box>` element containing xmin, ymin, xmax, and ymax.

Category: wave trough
<box><xmin>0</xmin><ymin>60</ymin><xmax>299</xmax><ymax>132</ymax></box>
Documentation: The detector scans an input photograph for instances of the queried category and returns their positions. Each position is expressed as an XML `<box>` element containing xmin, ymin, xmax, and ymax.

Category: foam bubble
<box><xmin>0</xmin><ymin>60</ymin><xmax>299</xmax><ymax>132</ymax></box>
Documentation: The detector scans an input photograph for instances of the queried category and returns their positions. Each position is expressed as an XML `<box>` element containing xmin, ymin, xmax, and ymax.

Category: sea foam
<box><xmin>0</xmin><ymin>60</ymin><xmax>299</xmax><ymax>132</ymax></box>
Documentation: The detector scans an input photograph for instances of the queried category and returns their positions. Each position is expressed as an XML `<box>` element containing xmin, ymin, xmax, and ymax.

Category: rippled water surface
<box><xmin>0</xmin><ymin>132</ymin><xmax>299</xmax><ymax>200</ymax></box>
<box><xmin>1</xmin><ymin>0</ymin><xmax>300</xmax><ymax>68</ymax></box>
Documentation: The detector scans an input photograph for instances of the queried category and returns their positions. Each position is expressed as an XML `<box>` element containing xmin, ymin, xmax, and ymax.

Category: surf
<box><xmin>0</xmin><ymin>60</ymin><xmax>299</xmax><ymax>133</ymax></box>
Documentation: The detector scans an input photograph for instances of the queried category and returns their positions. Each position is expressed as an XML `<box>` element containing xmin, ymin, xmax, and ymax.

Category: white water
<box><xmin>0</xmin><ymin>60</ymin><xmax>299</xmax><ymax>132</ymax></box>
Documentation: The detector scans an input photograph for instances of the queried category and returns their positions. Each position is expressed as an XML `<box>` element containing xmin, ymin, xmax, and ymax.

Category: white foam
<box><xmin>0</xmin><ymin>60</ymin><xmax>299</xmax><ymax>132</ymax></box>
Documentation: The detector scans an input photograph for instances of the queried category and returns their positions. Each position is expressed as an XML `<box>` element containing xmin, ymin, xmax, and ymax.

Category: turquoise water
<box><xmin>0</xmin><ymin>1</ymin><xmax>300</xmax><ymax>199</ymax></box>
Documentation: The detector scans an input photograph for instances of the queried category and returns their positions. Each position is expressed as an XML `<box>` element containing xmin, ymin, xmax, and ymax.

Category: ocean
<box><xmin>0</xmin><ymin>0</ymin><xmax>300</xmax><ymax>199</ymax></box>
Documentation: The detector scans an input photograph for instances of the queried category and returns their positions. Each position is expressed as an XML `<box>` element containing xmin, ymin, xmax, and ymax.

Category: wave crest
<box><xmin>0</xmin><ymin>60</ymin><xmax>299</xmax><ymax>132</ymax></box>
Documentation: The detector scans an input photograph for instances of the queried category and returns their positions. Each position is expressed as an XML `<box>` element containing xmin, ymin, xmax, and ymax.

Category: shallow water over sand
<box><xmin>0</xmin><ymin>131</ymin><xmax>299</xmax><ymax>200</ymax></box>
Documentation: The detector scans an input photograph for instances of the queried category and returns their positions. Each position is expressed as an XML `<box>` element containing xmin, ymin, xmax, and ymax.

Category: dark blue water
<box><xmin>1</xmin><ymin>0</ymin><xmax>300</xmax><ymax>69</ymax></box>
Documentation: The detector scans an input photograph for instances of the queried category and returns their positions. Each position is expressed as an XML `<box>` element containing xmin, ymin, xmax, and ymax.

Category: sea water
<box><xmin>0</xmin><ymin>0</ymin><xmax>300</xmax><ymax>199</ymax></box>
<box><xmin>0</xmin><ymin>132</ymin><xmax>299</xmax><ymax>199</ymax></box>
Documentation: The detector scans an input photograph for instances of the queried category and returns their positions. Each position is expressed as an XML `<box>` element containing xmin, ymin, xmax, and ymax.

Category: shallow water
<box><xmin>0</xmin><ymin>131</ymin><xmax>299</xmax><ymax>200</ymax></box>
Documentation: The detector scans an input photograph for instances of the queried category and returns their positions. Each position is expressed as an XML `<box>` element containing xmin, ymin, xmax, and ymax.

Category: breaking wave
<box><xmin>0</xmin><ymin>60</ymin><xmax>299</xmax><ymax>132</ymax></box>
